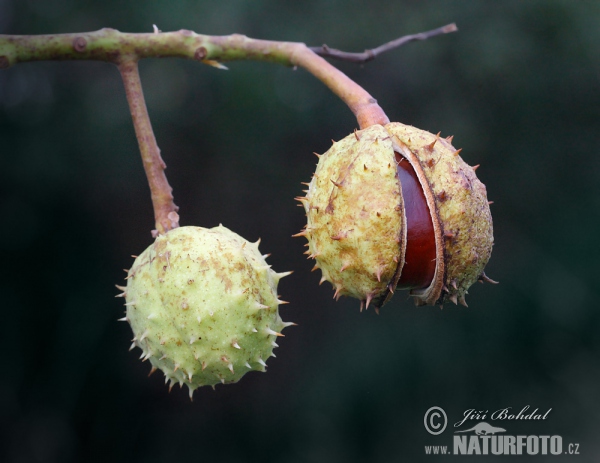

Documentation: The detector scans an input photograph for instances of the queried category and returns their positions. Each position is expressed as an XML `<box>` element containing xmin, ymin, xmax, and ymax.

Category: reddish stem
<box><xmin>289</xmin><ymin>44</ymin><xmax>389</xmax><ymax>129</ymax></box>
<box><xmin>118</xmin><ymin>59</ymin><xmax>179</xmax><ymax>235</ymax></box>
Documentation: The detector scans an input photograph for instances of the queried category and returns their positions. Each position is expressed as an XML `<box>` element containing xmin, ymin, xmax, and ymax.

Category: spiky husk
<box><xmin>123</xmin><ymin>225</ymin><xmax>292</xmax><ymax>396</ymax></box>
<box><xmin>302</xmin><ymin>125</ymin><xmax>404</xmax><ymax>308</ymax></box>
<box><xmin>386</xmin><ymin>122</ymin><xmax>493</xmax><ymax>306</ymax></box>
<box><xmin>299</xmin><ymin>123</ymin><xmax>494</xmax><ymax>309</ymax></box>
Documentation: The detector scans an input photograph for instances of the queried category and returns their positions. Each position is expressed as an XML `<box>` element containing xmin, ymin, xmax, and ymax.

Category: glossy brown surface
<box><xmin>394</xmin><ymin>152</ymin><xmax>436</xmax><ymax>290</ymax></box>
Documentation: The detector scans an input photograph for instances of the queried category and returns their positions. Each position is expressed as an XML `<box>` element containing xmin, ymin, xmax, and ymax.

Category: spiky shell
<box><xmin>303</xmin><ymin>125</ymin><xmax>404</xmax><ymax>308</ymax></box>
<box><xmin>386</xmin><ymin>122</ymin><xmax>493</xmax><ymax>306</ymax></box>
<box><xmin>299</xmin><ymin>123</ymin><xmax>494</xmax><ymax>309</ymax></box>
<box><xmin>122</xmin><ymin>225</ymin><xmax>292</xmax><ymax>396</ymax></box>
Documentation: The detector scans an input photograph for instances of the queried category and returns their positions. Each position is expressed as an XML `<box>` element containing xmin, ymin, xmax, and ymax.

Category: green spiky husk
<box><xmin>124</xmin><ymin>225</ymin><xmax>291</xmax><ymax>394</ymax></box>
<box><xmin>303</xmin><ymin>125</ymin><xmax>404</xmax><ymax>307</ymax></box>
<box><xmin>299</xmin><ymin>122</ymin><xmax>494</xmax><ymax>309</ymax></box>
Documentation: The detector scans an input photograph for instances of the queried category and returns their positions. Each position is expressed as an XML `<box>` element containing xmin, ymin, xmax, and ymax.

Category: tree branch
<box><xmin>308</xmin><ymin>23</ymin><xmax>458</xmax><ymax>63</ymax></box>
<box><xmin>0</xmin><ymin>25</ymin><xmax>455</xmax><ymax>231</ymax></box>
<box><xmin>0</xmin><ymin>25</ymin><xmax>454</xmax><ymax>128</ymax></box>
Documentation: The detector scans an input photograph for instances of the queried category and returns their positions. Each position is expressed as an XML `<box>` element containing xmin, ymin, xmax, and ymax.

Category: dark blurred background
<box><xmin>1</xmin><ymin>0</ymin><xmax>599</xmax><ymax>462</ymax></box>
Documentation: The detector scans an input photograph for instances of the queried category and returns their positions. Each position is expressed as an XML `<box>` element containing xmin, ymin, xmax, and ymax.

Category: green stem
<box><xmin>118</xmin><ymin>58</ymin><xmax>179</xmax><ymax>235</ymax></box>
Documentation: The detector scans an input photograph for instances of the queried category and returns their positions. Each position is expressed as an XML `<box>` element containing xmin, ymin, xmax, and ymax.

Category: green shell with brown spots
<box><xmin>302</xmin><ymin>125</ymin><xmax>404</xmax><ymax>309</ymax></box>
<box><xmin>124</xmin><ymin>225</ymin><xmax>291</xmax><ymax>395</ymax></box>
<box><xmin>299</xmin><ymin>122</ymin><xmax>494</xmax><ymax>309</ymax></box>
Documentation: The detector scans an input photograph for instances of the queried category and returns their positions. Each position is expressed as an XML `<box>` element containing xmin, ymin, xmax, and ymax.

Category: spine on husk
<box><xmin>297</xmin><ymin>122</ymin><xmax>494</xmax><ymax>310</ymax></box>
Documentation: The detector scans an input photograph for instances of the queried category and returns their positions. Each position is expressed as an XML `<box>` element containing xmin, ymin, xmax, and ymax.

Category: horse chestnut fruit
<box><xmin>118</xmin><ymin>225</ymin><xmax>293</xmax><ymax>397</ymax></box>
<box><xmin>297</xmin><ymin>122</ymin><xmax>495</xmax><ymax>310</ymax></box>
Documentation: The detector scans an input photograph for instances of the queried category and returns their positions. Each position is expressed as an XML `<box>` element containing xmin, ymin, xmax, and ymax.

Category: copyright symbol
<box><xmin>424</xmin><ymin>407</ymin><xmax>447</xmax><ymax>435</ymax></box>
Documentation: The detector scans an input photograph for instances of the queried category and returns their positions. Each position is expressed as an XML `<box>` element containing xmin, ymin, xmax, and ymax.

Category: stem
<box><xmin>288</xmin><ymin>43</ymin><xmax>388</xmax><ymax>128</ymax></box>
<box><xmin>118</xmin><ymin>58</ymin><xmax>179</xmax><ymax>235</ymax></box>
<box><xmin>204</xmin><ymin>35</ymin><xmax>389</xmax><ymax>127</ymax></box>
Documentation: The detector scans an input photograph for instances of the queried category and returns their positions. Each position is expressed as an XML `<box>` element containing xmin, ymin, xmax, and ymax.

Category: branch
<box><xmin>308</xmin><ymin>23</ymin><xmax>458</xmax><ymax>63</ymax></box>
<box><xmin>0</xmin><ymin>25</ymin><xmax>455</xmax><ymax>232</ymax></box>
<box><xmin>0</xmin><ymin>25</ymin><xmax>456</xmax><ymax>128</ymax></box>
<box><xmin>118</xmin><ymin>58</ymin><xmax>179</xmax><ymax>235</ymax></box>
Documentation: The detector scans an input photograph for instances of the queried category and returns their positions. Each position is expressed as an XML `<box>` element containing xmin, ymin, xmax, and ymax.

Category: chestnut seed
<box><xmin>394</xmin><ymin>152</ymin><xmax>436</xmax><ymax>291</ymax></box>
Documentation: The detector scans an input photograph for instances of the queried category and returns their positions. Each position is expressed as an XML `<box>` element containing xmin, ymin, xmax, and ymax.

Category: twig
<box><xmin>118</xmin><ymin>58</ymin><xmax>179</xmax><ymax>235</ymax></box>
<box><xmin>309</xmin><ymin>23</ymin><xmax>457</xmax><ymax>63</ymax></box>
